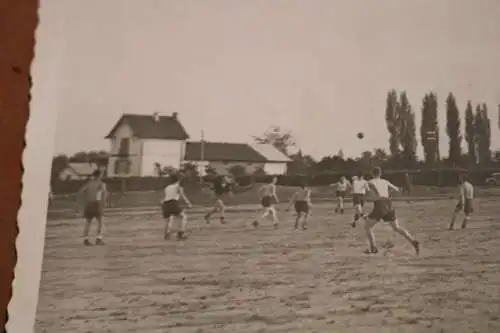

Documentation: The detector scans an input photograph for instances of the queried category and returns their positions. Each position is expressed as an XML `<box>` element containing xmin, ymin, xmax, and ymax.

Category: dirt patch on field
<box><xmin>36</xmin><ymin>198</ymin><xmax>500</xmax><ymax>332</ymax></box>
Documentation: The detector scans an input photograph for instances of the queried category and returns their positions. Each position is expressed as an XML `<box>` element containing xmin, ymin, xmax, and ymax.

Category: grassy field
<box><xmin>36</xmin><ymin>197</ymin><xmax>500</xmax><ymax>332</ymax></box>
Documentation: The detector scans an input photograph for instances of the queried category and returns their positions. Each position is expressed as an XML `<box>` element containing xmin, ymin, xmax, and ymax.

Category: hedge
<box><xmin>51</xmin><ymin>168</ymin><xmax>498</xmax><ymax>195</ymax></box>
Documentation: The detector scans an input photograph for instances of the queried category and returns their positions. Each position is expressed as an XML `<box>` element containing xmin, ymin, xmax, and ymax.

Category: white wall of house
<box><xmin>263</xmin><ymin>162</ymin><xmax>288</xmax><ymax>175</ymax></box>
<box><xmin>107</xmin><ymin>123</ymin><xmax>143</xmax><ymax>177</ymax></box>
<box><xmin>141</xmin><ymin>139</ymin><xmax>185</xmax><ymax>176</ymax></box>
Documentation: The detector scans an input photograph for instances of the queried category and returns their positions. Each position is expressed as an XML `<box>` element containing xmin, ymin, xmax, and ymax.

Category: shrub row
<box><xmin>51</xmin><ymin>168</ymin><xmax>498</xmax><ymax>195</ymax></box>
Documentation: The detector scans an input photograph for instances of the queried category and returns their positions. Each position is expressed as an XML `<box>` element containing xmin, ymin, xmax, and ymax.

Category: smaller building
<box><xmin>59</xmin><ymin>162</ymin><xmax>99</xmax><ymax>180</ymax></box>
<box><xmin>184</xmin><ymin>141</ymin><xmax>291</xmax><ymax>176</ymax></box>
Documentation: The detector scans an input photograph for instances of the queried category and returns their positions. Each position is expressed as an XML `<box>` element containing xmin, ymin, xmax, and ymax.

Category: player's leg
<box><xmin>95</xmin><ymin>217</ymin><xmax>105</xmax><ymax>245</ymax></box>
<box><xmin>293</xmin><ymin>202</ymin><xmax>302</xmax><ymax>229</ymax></box>
<box><xmin>269</xmin><ymin>205</ymin><xmax>279</xmax><ymax>228</ymax></box>
<box><xmin>176</xmin><ymin>211</ymin><xmax>188</xmax><ymax>240</ymax></box>
<box><xmin>94</xmin><ymin>203</ymin><xmax>105</xmax><ymax>245</ymax></box>
<box><xmin>301</xmin><ymin>210</ymin><xmax>309</xmax><ymax>230</ymax></box>
<box><xmin>162</xmin><ymin>201</ymin><xmax>174</xmax><ymax>239</ymax></box>
<box><xmin>252</xmin><ymin>206</ymin><xmax>268</xmax><ymax>228</ymax></box>
<box><xmin>352</xmin><ymin>195</ymin><xmax>363</xmax><ymax>227</ymax></box>
<box><xmin>363</xmin><ymin>217</ymin><xmax>379</xmax><ymax>253</ymax></box>
<box><xmin>461</xmin><ymin>199</ymin><xmax>472</xmax><ymax>229</ymax></box>
<box><xmin>82</xmin><ymin>202</ymin><xmax>95</xmax><ymax>245</ymax></box>
<box><xmin>204</xmin><ymin>200</ymin><xmax>218</xmax><ymax>223</ymax></box>
<box><xmin>387</xmin><ymin>216</ymin><xmax>419</xmax><ymax>255</ymax></box>
<box><xmin>217</xmin><ymin>198</ymin><xmax>227</xmax><ymax>223</ymax></box>
<box><xmin>338</xmin><ymin>192</ymin><xmax>345</xmax><ymax>214</ymax></box>
<box><xmin>448</xmin><ymin>203</ymin><xmax>462</xmax><ymax>230</ymax></box>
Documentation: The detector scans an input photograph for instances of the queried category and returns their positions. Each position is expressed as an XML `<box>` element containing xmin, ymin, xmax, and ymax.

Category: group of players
<box><xmin>75</xmin><ymin>166</ymin><xmax>476</xmax><ymax>256</ymax></box>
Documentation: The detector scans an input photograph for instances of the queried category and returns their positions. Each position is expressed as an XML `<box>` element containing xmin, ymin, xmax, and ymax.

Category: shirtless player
<box><xmin>351</xmin><ymin>175</ymin><xmax>370</xmax><ymax>228</ymax></box>
<box><xmin>76</xmin><ymin>170</ymin><xmax>108</xmax><ymax>246</ymax></box>
<box><xmin>286</xmin><ymin>180</ymin><xmax>312</xmax><ymax>230</ymax></box>
<box><xmin>204</xmin><ymin>174</ymin><xmax>233</xmax><ymax>224</ymax></box>
<box><xmin>162</xmin><ymin>173</ymin><xmax>193</xmax><ymax>240</ymax></box>
<box><xmin>362</xmin><ymin>167</ymin><xmax>420</xmax><ymax>255</ymax></box>
<box><xmin>251</xmin><ymin>177</ymin><xmax>280</xmax><ymax>228</ymax></box>
<box><xmin>448</xmin><ymin>174</ymin><xmax>474</xmax><ymax>230</ymax></box>
<box><xmin>331</xmin><ymin>176</ymin><xmax>351</xmax><ymax>214</ymax></box>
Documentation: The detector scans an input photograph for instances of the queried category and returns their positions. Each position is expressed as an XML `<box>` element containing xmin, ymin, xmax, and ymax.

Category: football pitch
<box><xmin>36</xmin><ymin>198</ymin><xmax>500</xmax><ymax>333</ymax></box>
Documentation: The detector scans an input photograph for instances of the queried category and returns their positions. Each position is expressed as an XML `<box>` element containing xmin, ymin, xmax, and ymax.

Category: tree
<box><xmin>228</xmin><ymin>165</ymin><xmax>247</xmax><ymax>177</ymax></box>
<box><xmin>464</xmin><ymin>101</ymin><xmax>476</xmax><ymax>165</ymax></box>
<box><xmin>498</xmin><ymin>104</ymin><xmax>500</xmax><ymax>132</ymax></box>
<box><xmin>420</xmin><ymin>92</ymin><xmax>440</xmax><ymax>165</ymax></box>
<box><xmin>445</xmin><ymin>92</ymin><xmax>462</xmax><ymax>166</ymax></box>
<box><xmin>385</xmin><ymin>89</ymin><xmax>400</xmax><ymax>157</ymax></box>
<box><xmin>397</xmin><ymin>91</ymin><xmax>418</xmax><ymax>167</ymax></box>
<box><xmin>475</xmin><ymin>103</ymin><xmax>492</xmax><ymax>165</ymax></box>
<box><xmin>287</xmin><ymin>149</ymin><xmax>315</xmax><ymax>174</ymax></box>
<box><xmin>50</xmin><ymin>154</ymin><xmax>69</xmax><ymax>184</ymax></box>
<box><xmin>253</xmin><ymin>126</ymin><xmax>296</xmax><ymax>155</ymax></box>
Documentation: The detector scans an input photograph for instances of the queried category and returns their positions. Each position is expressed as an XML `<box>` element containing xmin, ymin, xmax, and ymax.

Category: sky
<box><xmin>38</xmin><ymin>0</ymin><xmax>500</xmax><ymax>160</ymax></box>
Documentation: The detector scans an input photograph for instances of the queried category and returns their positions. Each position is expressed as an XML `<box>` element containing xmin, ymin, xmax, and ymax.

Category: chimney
<box><xmin>153</xmin><ymin>111</ymin><xmax>160</xmax><ymax>122</ymax></box>
<box><xmin>172</xmin><ymin>112</ymin><xmax>178</xmax><ymax>119</ymax></box>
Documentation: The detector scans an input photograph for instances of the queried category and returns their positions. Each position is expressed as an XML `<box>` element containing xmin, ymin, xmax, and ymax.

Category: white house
<box><xmin>105</xmin><ymin>112</ymin><xmax>291</xmax><ymax>177</ymax></box>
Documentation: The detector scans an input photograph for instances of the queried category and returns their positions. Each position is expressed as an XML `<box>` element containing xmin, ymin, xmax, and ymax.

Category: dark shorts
<box><xmin>352</xmin><ymin>193</ymin><xmax>365</xmax><ymax>206</ymax></box>
<box><xmin>368</xmin><ymin>198</ymin><xmax>396</xmax><ymax>222</ymax></box>
<box><xmin>162</xmin><ymin>199</ymin><xmax>183</xmax><ymax>218</ymax></box>
<box><xmin>456</xmin><ymin>198</ymin><xmax>473</xmax><ymax>215</ymax></box>
<box><xmin>336</xmin><ymin>190</ymin><xmax>346</xmax><ymax>198</ymax></box>
<box><xmin>295</xmin><ymin>200</ymin><xmax>309</xmax><ymax>214</ymax></box>
<box><xmin>261</xmin><ymin>195</ymin><xmax>273</xmax><ymax>208</ymax></box>
<box><xmin>83</xmin><ymin>201</ymin><xmax>103</xmax><ymax>220</ymax></box>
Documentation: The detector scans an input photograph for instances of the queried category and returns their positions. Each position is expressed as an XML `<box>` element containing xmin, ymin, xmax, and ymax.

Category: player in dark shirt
<box><xmin>204</xmin><ymin>175</ymin><xmax>234</xmax><ymax>224</ymax></box>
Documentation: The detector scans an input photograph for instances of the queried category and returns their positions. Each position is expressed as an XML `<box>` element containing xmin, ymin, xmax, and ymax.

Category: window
<box><xmin>114</xmin><ymin>158</ymin><xmax>130</xmax><ymax>175</ymax></box>
<box><xmin>119</xmin><ymin>138</ymin><xmax>130</xmax><ymax>156</ymax></box>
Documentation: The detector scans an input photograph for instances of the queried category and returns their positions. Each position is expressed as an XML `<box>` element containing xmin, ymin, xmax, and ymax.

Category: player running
<box><xmin>162</xmin><ymin>173</ymin><xmax>193</xmax><ymax>240</ymax></box>
<box><xmin>204</xmin><ymin>174</ymin><xmax>234</xmax><ymax>224</ymax></box>
<box><xmin>76</xmin><ymin>170</ymin><xmax>108</xmax><ymax>246</ymax></box>
<box><xmin>330</xmin><ymin>176</ymin><xmax>351</xmax><ymax>214</ymax></box>
<box><xmin>286</xmin><ymin>180</ymin><xmax>312</xmax><ymax>230</ymax></box>
<box><xmin>251</xmin><ymin>177</ymin><xmax>280</xmax><ymax>229</ymax></box>
<box><xmin>351</xmin><ymin>175</ymin><xmax>370</xmax><ymax>228</ymax></box>
<box><xmin>448</xmin><ymin>174</ymin><xmax>474</xmax><ymax>230</ymax></box>
<box><xmin>362</xmin><ymin>167</ymin><xmax>420</xmax><ymax>255</ymax></box>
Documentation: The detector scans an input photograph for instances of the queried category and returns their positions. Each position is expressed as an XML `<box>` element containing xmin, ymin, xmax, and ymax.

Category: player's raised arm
<box><xmin>387</xmin><ymin>181</ymin><xmax>400</xmax><ymax>192</ymax></box>
<box><xmin>179</xmin><ymin>186</ymin><xmax>193</xmax><ymax>208</ymax></box>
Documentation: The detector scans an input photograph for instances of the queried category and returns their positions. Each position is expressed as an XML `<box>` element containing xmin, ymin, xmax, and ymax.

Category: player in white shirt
<box><xmin>363</xmin><ymin>167</ymin><xmax>420</xmax><ymax>255</ymax></box>
<box><xmin>449</xmin><ymin>174</ymin><xmax>474</xmax><ymax>230</ymax></box>
<box><xmin>330</xmin><ymin>176</ymin><xmax>351</xmax><ymax>214</ymax></box>
<box><xmin>351</xmin><ymin>175</ymin><xmax>370</xmax><ymax>228</ymax></box>
<box><xmin>286</xmin><ymin>180</ymin><xmax>312</xmax><ymax>230</ymax></box>
<box><xmin>252</xmin><ymin>177</ymin><xmax>280</xmax><ymax>229</ymax></box>
<box><xmin>162</xmin><ymin>173</ymin><xmax>193</xmax><ymax>240</ymax></box>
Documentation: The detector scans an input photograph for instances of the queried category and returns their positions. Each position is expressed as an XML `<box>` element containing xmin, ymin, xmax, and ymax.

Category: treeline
<box><xmin>51</xmin><ymin>90</ymin><xmax>500</xmax><ymax>189</ymax></box>
<box><xmin>385</xmin><ymin>89</ymin><xmax>496</xmax><ymax>168</ymax></box>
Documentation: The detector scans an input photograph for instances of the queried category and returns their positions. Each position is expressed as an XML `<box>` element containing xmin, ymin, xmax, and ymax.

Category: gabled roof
<box><xmin>184</xmin><ymin>141</ymin><xmax>291</xmax><ymax>163</ymax></box>
<box><xmin>250</xmin><ymin>144</ymin><xmax>292</xmax><ymax>162</ymax></box>
<box><xmin>185</xmin><ymin>142</ymin><xmax>268</xmax><ymax>162</ymax></box>
<box><xmin>105</xmin><ymin>113</ymin><xmax>189</xmax><ymax>140</ymax></box>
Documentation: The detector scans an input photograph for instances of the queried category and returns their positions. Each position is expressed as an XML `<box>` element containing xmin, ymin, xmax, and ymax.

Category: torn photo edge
<box><xmin>4</xmin><ymin>1</ymin><xmax>59</xmax><ymax>332</ymax></box>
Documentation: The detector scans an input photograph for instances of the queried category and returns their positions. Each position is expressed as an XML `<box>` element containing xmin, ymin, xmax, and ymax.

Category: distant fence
<box><xmin>51</xmin><ymin>168</ymin><xmax>498</xmax><ymax>195</ymax></box>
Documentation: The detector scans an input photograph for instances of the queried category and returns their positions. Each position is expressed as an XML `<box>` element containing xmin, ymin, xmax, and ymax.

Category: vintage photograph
<box><xmin>20</xmin><ymin>1</ymin><xmax>500</xmax><ymax>332</ymax></box>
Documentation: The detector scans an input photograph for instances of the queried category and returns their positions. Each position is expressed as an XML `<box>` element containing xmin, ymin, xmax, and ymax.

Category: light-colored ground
<box><xmin>36</xmin><ymin>199</ymin><xmax>500</xmax><ymax>333</ymax></box>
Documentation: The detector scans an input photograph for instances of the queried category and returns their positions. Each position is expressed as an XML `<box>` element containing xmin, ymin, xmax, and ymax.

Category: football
<box><xmin>357</xmin><ymin>132</ymin><xmax>364</xmax><ymax>139</ymax></box>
